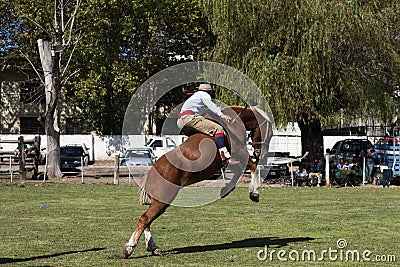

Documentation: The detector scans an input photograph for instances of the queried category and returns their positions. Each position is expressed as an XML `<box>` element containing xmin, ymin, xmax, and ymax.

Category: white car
<box><xmin>121</xmin><ymin>148</ymin><xmax>157</xmax><ymax>166</ymax></box>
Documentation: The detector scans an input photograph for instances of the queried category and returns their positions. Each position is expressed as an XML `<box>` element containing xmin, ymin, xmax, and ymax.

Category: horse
<box><xmin>123</xmin><ymin>105</ymin><xmax>273</xmax><ymax>258</ymax></box>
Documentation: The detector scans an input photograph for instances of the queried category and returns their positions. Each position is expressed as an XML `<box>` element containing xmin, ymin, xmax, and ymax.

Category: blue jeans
<box><xmin>364</xmin><ymin>161</ymin><xmax>374</xmax><ymax>183</ymax></box>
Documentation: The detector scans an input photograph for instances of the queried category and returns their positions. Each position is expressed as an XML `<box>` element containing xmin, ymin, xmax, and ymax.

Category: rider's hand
<box><xmin>220</xmin><ymin>114</ymin><xmax>232</xmax><ymax>123</ymax></box>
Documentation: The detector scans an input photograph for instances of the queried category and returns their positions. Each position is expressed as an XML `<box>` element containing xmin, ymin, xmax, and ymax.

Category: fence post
<box><xmin>325</xmin><ymin>154</ymin><xmax>330</xmax><ymax>187</ymax></box>
<box><xmin>9</xmin><ymin>155</ymin><xmax>13</xmax><ymax>183</ymax></box>
<box><xmin>43</xmin><ymin>154</ymin><xmax>47</xmax><ymax>181</ymax></box>
<box><xmin>18</xmin><ymin>136</ymin><xmax>26</xmax><ymax>182</ymax></box>
<box><xmin>114</xmin><ymin>154</ymin><xmax>119</xmax><ymax>185</ymax></box>
<box><xmin>81</xmin><ymin>156</ymin><xmax>84</xmax><ymax>184</ymax></box>
<box><xmin>362</xmin><ymin>157</ymin><xmax>366</xmax><ymax>184</ymax></box>
<box><xmin>128</xmin><ymin>167</ymin><xmax>131</xmax><ymax>185</ymax></box>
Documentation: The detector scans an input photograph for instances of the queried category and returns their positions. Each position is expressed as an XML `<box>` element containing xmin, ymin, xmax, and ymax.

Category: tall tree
<box><xmin>2</xmin><ymin>0</ymin><xmax>82</xmax><ymax>178</ymax></box>
<box><xmin>202</xmin><ymin>0</ymin><xmax>400</xmax><ymax>159</ymax></box>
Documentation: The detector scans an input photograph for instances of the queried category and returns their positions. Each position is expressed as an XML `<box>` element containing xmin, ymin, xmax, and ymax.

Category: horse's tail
<box><xmin>139</xmin><ymin>174</ymin><xmax>151</xmax><ymax>205</ymax></box>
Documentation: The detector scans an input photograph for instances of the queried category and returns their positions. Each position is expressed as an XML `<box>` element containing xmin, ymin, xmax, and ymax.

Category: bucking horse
<box><xmin>123</xmin><ymin>105</ymin><xmax>273</xmax><ymax>258</ymax></box>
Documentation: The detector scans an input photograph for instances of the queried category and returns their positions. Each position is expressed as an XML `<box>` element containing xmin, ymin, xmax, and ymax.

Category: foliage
<box><xmin>0</xmin><ymin>182</ymin><xmax>399</xmax><ymax>266</ymax></box>
<box><xmin>201</xmin><ymin>0</ymin><xmax>399</xmax><ymax>158</ymax></box>
<box><xmin>202</xmin><ymin>0</ymin><xmax>400</xmax><ymax>128</ymax></box>
<box><xmin>1</xmin><ymin>0</ymin><xmax>215</xmax><ymax>134</ymax></box>
<box><xmin>66</xmin><ymin>0</ymin><xmax>215</xmax><ymax>134</ymax></box>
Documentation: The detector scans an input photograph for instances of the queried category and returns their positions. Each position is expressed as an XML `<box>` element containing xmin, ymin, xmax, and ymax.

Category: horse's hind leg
<box><xmin>124</xmin><ymin>199</ymin><xmax>168</xmax><ymax>258</ymax></box>
<box><xmin>144</xmin><ymin>226</ymin><xmax>162</xmax><ymax>255</ymax></box>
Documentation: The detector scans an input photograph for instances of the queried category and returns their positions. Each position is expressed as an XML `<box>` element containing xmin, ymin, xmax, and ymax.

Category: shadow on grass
<box><xmin>165</xmin><ymin>237</ymin><xmax>315</xmax><ymax>255</ymax></box>
<box><xmin>0</xmin><ymin>247</ymin><xmax>106</xmax><ymax>264</ymax></box>
<box><xmin>131</xmin><ymin>237</ymin><xmax>315</xmax><ymax>257</ymax></box>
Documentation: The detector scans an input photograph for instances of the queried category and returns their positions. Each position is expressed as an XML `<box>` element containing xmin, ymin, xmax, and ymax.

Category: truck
<box><xmin>325</xmin><ymin>139</ymin><xmax>373</xmax><ymax>165</ymax></box>
<box><xmin>144</xmin><ymin>136</ymin><xmax>178</xmax><ymax>159</ymax></box>
<box><xmin>374</xmin><ymin>137</ymin><xmax>400</xmax><ymax>178</ymax></box>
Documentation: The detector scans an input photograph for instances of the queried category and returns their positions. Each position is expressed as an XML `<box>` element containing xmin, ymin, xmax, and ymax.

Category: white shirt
<box><xmin>180</xmin><ymin>91</ymin><xmax>223</xmax><ymax>117</ymax></box>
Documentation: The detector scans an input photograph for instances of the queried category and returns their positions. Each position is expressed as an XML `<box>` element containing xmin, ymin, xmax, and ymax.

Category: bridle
<box><xmin>221</xmin><ymin>105</ymin><xmax>272</xmax><ymax>157</ymax></box>
<box><xmin>229</xmin><ymin>105</ymin><xmax>270</xmax><ymax>142</ymax></box>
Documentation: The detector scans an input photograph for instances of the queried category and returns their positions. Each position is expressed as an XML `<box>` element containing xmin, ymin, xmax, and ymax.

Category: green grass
<box><xmin>0</xmin><ymin>182</ymin><xmax>399</xmax><ymax>266</ymax></box>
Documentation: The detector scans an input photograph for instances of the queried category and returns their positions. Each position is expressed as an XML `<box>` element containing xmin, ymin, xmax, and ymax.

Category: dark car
<box><xmin>260</xmin><ymin>152</ymin><xmax>290</xmax><ymax>180</ymax></box>
<box><xmin>260</xmin><ymin>163</ymin><xmax>289</xmax><ymax>179</ymax></box>
<box><xmin>121</xmin><ymin>148</ymin><xmax>157</xmax><ymax>167</ymax></box>
<box><xmin>326</xmin><ymin>139</ymin><xmax>373</xmax><ymax>165</ymax></box>
<box><xmin>60</xmin><ymin>144</ymin><xmax>90</xmax><ymax>169</ymax></box>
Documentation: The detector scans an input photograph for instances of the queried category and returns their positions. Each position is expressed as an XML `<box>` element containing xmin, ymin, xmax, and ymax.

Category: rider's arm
<box><xmin>200</xmin><ymin>92</ymin><xmax>223</xmax><ymax>117</ymax></box>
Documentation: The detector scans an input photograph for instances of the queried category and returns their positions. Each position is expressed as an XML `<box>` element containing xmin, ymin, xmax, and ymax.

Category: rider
<box><xmin>177</xmin><ymin>83</ymin><xmax>232</xmax><ymax>162</ymax></box>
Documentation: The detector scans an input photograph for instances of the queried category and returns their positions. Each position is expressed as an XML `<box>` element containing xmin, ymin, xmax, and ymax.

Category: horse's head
<box><xmin>228</xmin><ymin>106</ymin><xmax>273</xmax><ymax>162</ymax></box>
<box><xmin>218</xmin><ymin>105</ymin><xmax>273</xmax><ymax>162</ymax></box>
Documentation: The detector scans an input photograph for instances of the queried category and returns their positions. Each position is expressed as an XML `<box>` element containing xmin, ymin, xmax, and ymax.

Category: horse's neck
<box><xmin>239</xmin><ymin>110</ymin><xmax>258</xmax><ymax>130</ymax></box>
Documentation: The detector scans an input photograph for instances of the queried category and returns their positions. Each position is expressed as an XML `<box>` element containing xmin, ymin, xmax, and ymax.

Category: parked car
<box><xmin>121</xmin><ymin>148</ymin><xmax>157</xmax><ymax>167</ymax></box>
<box><xmin>144</xmin><ymin>136</ymin><xmax>177</xmax><ymax>159</ymax></box>
<box><xmin>260</xmin><ymin>163</ymin><xmax>289</xmax><ymax>179</ymax></box>
<box><xmin>60</xmin><ymin>144</ymin><xmax>90</xmax><ymax>169</ymax></box>
<box><xmin>259</xmin><ymin>152</ymin><xmax>291</xmax><ymax>180</ymax></box>
<box><xmin>374</xmin><ymin>137</ymin><xmax>400</xmax><ymax>180</ymax></box>
<box><xmin>326</xmin><ymin>139</ymin><xmax>373</xmax><ymax>165</ymax></box>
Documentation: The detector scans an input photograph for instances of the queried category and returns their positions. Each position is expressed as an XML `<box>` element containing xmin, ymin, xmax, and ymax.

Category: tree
<box><xmin>2</xmin><ymin>0</ymin><xmax>215</xmax><ymax>138</ymax></box>
<box><xmin>2</xmin><ymin>0</ymin><xmax>82</xmax><ymax>178</ymax></box>
<box><xmin>67</xmin><ymin>0</ymin><xmax>215</xmax><ymax>134</ymax></box>
<box><xmin>201</xmin><ymin>0</ymin><xmax>400</xmax><ymax>159</ymax></box>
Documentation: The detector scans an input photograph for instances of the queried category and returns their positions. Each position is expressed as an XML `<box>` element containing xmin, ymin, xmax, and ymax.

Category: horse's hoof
<box><xmin>123</xmin><ymin>244</ymin><xmax>134</xmax><ymax>259</ymax></box>
<box><xmin>249</xmin><ymin>192</ymin><xmax>259</xmax><ymax>202</ymax></box>
<box><xmin>152</xmin><ymin>248</ymin><xmax>163</xmax><ymax>256</ymax></box>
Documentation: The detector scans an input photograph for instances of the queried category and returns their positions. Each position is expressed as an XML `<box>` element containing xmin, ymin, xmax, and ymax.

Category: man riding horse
<box><xmin>177</xmin><ymin>83</ymin><xmax>233</xmax><ymax>164</ymax></box>
<box><xmin>123</xmin><ymin>84</ymin><xmax>273</xmax><ymax>258</ymax></box>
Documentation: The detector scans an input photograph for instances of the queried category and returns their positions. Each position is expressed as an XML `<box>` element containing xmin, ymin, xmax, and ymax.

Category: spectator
<box><xmin>296</xmin><ymin>166</ymin><xmax>309</xmax><ymax>186</ymax></box>
<box><xmin>308</xmin><ymin>158</ymin><xmax>323</xmax><ymax>187</ymax></box>
<box><xmin>342</xmin><ymin>159</ymin><xmax>352</xmax><ymax>170</ymax></box>
<box><xmin>336</xmin><ymin>158</ymin><xmax>344</xmax><ymax>169</ymax></box>
<box><xmin>364</xmin><ymin>146</ymin><xmax>377</xmax><ymax>184</ymax></box>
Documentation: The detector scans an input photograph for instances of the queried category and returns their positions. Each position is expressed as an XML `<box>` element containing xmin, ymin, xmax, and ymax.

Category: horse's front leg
<box><xmin>124</xmin><ymin>226</ymin><xmax>141</xmax><ymax>258</ymax></box>
<box><xmin>124</xmin><ymin>199</ymin><xmax>168</xmax><ymax>258</ymax></box>
<box><xmin>248</xmin><ymin>162</ymin><xmax>260</xmax><ymax>202</ymax></box>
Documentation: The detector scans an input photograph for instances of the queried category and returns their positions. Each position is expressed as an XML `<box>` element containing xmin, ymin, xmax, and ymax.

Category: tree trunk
<box><xmin>298</xmin><ymin>119</ymin><xmax>324</xmax><ymax>162</ymax></box>
<box><xmin>37</xmin><ymin>39</ymin><xmax>63</xmax><ymax>178</ymax></box>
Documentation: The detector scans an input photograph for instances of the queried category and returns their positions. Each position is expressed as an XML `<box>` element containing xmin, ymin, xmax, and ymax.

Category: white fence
<box><xmin>0</xmin><ymin>134</ymin><xmax>189</xmax><ymax>161</ymax></box>
<box><xmin>0</xmin><ymin>133</ymin><xmax>304</xmax><ymax>160</ymax></box>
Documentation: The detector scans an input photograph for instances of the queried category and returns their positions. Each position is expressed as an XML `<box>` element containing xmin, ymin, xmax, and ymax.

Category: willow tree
<box><xmin>202</xmin><ymin>0</ymin><xmax>400</xmax><ymax>159</ymax></box>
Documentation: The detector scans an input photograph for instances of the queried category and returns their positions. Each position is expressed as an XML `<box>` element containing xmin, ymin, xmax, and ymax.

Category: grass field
<box><xmin>0</xmin><ymin>181</ymin><xmax>399</xmax><ymax>266</ymax></box>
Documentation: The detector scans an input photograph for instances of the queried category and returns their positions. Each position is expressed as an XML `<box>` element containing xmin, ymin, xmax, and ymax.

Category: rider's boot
<box><xmin>219</xmin><ymin>147</ymin><xmax>231</xmax><ymax>166</ymax></box>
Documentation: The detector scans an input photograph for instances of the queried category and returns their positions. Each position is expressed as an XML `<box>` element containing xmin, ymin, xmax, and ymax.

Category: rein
<box><xmin>229</xmin><ymin>104</ymin><xmax>248</xmax><ymax>125</ymax></box>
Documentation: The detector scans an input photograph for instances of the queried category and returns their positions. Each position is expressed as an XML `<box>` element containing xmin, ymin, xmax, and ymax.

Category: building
<box><xmin>0</xmin><ymin>63</ymin><xmax>82</xmax><ymax>134</ymax></box>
